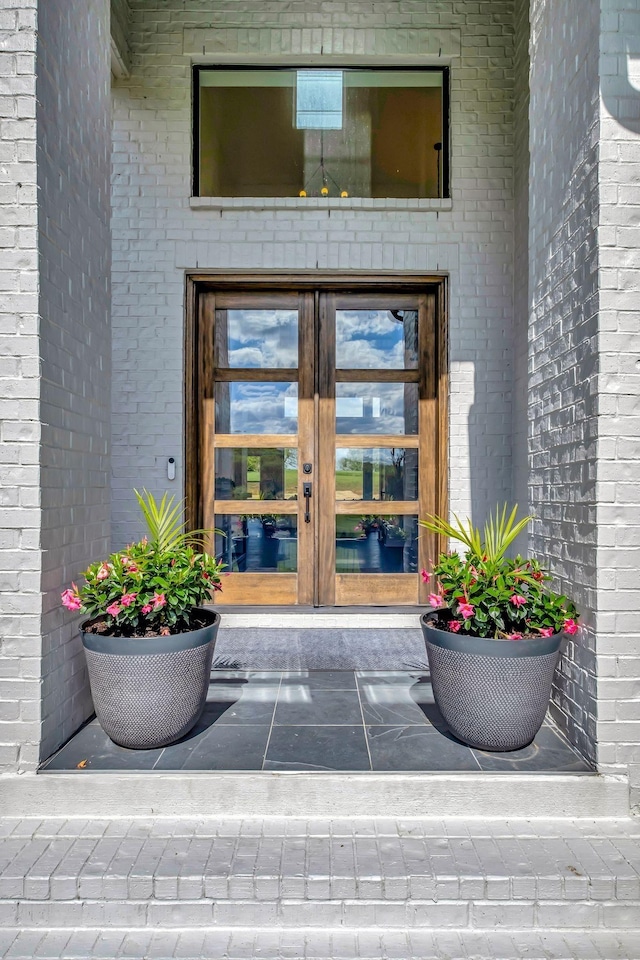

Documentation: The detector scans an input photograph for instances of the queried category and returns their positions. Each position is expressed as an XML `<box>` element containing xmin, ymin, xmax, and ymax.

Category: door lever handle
<box><xmin>303</xmin><ymin>482</ymin><xmax>312</xmax><ymax>523</ymax></box>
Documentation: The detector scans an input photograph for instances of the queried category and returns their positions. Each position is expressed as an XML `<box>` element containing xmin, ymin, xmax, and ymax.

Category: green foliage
<box><xmin>61</xmin><ymin>491</ymin><xmax>225</xmax><ymax>636</ymax></box>
<box><xmin>420</xmin><ymin>503</ymin><xmax>533</xmax><ymax>564</ymax></box>
<box><xmin>420</xmin><ymin>505</ymin><xmax>579</xmax><ymax>640</ymax></box>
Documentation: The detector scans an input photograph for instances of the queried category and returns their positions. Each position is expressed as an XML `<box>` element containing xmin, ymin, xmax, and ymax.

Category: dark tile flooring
<box><xmin>40</xmin><ymin>671</ymin><xmax>592</xmax><ymax>774</ymax></box>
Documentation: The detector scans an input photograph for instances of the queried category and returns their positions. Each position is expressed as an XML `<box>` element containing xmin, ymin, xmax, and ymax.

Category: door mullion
<box><xmin>297</xmin><ymin>291</ymin><xmax>316</xmax><ymax>606</ymax></box>
<box><xmin>317</xmin><ymin>292</ymin><xmax>336</xmax><ymax>606</ymax></box>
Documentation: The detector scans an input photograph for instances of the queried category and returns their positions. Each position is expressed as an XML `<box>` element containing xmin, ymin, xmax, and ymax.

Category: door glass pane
<box><xmin>215</xmin><ymin>309</ymin><xmax>298</xmax><ymax>367</ymax></box>
<box><xmin>335</xmin><ymin>448</ymin><xmax>418</xmax><ymax>501</ymax></box>
<box><xmin>215</xmin><ymin>448</ymin><xmax>298</xmax><ymax>500</ymax></box>
<box><xmin>215</xmin><ymin>515</ymin><xmax>298</xmax><ymax>572</ymax></box>
<box><xmin>215</xmin><ymin>382</ymin><xmax>298</xmax><ymax>433</ymax></box>
<box><xmin>336</xmin><ymin>310</ymin><xmax>417</xmax><ymax>369</ymax></box>
<box><xmin>335</xmin><ymin>515</ymin><xmax>418</xmax><ymax>573</ymax></box>
<box><xmin>335</xmin><ymin>383</ymin><xmax>418</xmax><ymax>434</ymax></box>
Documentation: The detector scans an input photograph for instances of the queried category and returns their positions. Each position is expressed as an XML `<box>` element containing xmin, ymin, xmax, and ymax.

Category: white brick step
<box><xmin>0</xmin><ymin>927</ymin><xmax>639</xmax><ymax>960</ymax></box>
<box><xmin>0</xmin><ymin>818</ymin><xmax>638</xmax><ymax>932</ymax></box>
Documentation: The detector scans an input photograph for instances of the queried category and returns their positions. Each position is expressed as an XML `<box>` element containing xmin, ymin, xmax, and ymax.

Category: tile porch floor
<box><xmin>40</xmin><ymin>671</ymin><xmax>591</xmax><ymax>774</ymax></box>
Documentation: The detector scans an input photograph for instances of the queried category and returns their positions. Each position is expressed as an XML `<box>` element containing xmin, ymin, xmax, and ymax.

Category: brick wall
<box><xmin>111</xmin><ymin>0</ymin><xmax>517</xmax><ymax>548</ymax></box>
<box><xmin>37</xmin><ymin>0</ymin><xmax>112</xmax><ymax>762</ymax></box>
<box><xmin>110</xmin><ymin>0</ymin><xmax>130</xmax><ymax>76</ymax></box>
<box><xmin>0</xmin><ymin>0</ymin><xmax>41</xmax><ymax>772</ymax></box>
<box><xmin>512</xmin><ymin>0</ymin><xmax>530</xmax><ymax>535</ymax></box>
<box><xmin>528</xmin><ymin>0</ymin><xmax>601</xmax><ymax>764</ymax></box>
<box><xmin>597</xmin><ymin>0</ymin><xmax>640</xmax><ymax>806</ymax></box>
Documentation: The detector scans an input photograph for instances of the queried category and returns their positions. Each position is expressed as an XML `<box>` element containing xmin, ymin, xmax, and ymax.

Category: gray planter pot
<box><xmin>421</xmin><ymin>613</ymin><xmax>564</xmax><ymax>752</ymax></box>
<box><xmin>81</xmin><ymin>608</ymin><xmax>219</xmax><ymax>750</ymax></box>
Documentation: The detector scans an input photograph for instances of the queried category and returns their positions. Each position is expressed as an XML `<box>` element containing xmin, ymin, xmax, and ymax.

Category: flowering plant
<box><xmin>419</xmin><ymin>505</ymin><xmax>579</xmax><ymax>640</ymax></box>
<box><xmin>61</xmin><ymin>491</ymin><xmax>224</xmax><ymax>637</ymax></box>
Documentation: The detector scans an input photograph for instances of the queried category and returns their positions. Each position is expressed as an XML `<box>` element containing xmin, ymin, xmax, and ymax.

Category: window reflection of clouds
<box><xmin>225</xmin><ymin>310</ymin><xmax>298</xmax><ymax>367</ymax></box>
<box><xmin>336</xmin><ymin>310</ymin><xmax>417</xmax><ymax>369</ymax></box>
<box><xmin>216</xmin><ymin>382</ymin><xmax>298</xmax><ymax>433</ymax></box>
<box><xmin>336</xmin><ymin>383</ymin><xmax>417</xmax><ymax>434</ymax></box>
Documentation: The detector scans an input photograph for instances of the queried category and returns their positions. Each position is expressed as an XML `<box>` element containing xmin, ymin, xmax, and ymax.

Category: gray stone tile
<box><xmin>205</xmin><ymin>682</ymin><xmax>278</xmax><ymax>725</ymax></box>
<box><xmin>358</xmin><ymin>676</ymin><xmax>434</xmax><ymax>725</ymax></box>
<box><xmin>366</xmin><ymin>725</ymin><xmax>482</xmax><ymax>772</ymax></box>
<box><xmin>472</xmin><ymin>723</ymin><xmax>592</xmax><ymax>772</ymax></box>
<box><xmin>40</xmin><ymin>721</ymin><xmax>164</xmax><ymax>772</ymax></box>
<box><xmin>265</xmin><ymin>725</ymin><xmax>371</xmax><ymax>771</ymax></box>
<box><xmin>274</xmin><ymin>688</ymin><xmax>363</xmax><ymax>725</ymax></box>
<box><xmin>278</xmin><ymin>670</ymin><xmax>357</xmax><ymax>689</ymax></box>
<box><xmin>153</xmin><ymin>724</ymin><xmax>270</xmax><ymax>771</ymax></box>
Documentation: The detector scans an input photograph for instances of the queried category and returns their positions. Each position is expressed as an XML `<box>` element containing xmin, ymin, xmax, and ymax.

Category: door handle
<box><xmin>303</xmin><ymin>482</ymin><xmax>312</xmax><ymax>523</ymax></box>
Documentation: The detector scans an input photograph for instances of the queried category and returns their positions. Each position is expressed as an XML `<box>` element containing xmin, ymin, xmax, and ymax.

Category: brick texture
<box><xmin>110</xmin><ymin>0</ymin><xmax>131</xmax><ymax>76</ymax></box>
<box><xmin>596</xmin><ymin>0</ymin><xmax>640</xmax><ymax>804</ymax></box>
<box><xmin>512</xmin><ymin>0</ymin><xmax>529</xmax><ymax>530</ymax></box>
<box><xmin>0</xmin><ymin>1</ymin><xmax>41</xmax><ymax>772</ymax></box>
<box><xmin>36</xmin><ymin>0</ymin><xmax>112</xmax><ymax>764</ymax></box>
<box><xmin>528</xmin><ymin>0</ymin><xmax>601</xmax><ymax>765</ymax></box>
<box><xmin>111</xmin><ymin>0</ymin><xmax>517</xmax><ymax>548</ymax></box>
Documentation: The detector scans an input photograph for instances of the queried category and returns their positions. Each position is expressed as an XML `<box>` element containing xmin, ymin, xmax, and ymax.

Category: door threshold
<box><xmin>215</xmin><ymin>605</ymin><xmax>429</xmax><ymax>614</ymax></box>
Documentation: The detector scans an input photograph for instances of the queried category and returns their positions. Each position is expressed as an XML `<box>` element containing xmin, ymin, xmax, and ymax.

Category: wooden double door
<box><xmin>189</xmin><ymin>278</ymin><xmax>447</xmax><ymax>606</ymax></box>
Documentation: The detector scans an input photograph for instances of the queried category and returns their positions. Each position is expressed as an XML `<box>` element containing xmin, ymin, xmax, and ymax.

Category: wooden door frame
<box><xmin>184</xmin><ymin>272</ymin><xmax>449</xmax><ymax>604</ymax></box>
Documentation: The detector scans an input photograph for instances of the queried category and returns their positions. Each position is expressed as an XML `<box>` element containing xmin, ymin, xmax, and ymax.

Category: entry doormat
<box><xmin>212</xmin><ymin>628</ymin><xmax>428</xmax><ymax>671</ymax></box>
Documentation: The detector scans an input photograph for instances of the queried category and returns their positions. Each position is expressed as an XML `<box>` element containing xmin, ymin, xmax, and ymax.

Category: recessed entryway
<box><xmin>41</xmin><ymin>670</ymin><xmax>590</xmax><ymax>774</ymax></box>
<box><xmin>186</xmin><ymin>275</ymin><xmax>448</xmax><ymax>606</ymax></box>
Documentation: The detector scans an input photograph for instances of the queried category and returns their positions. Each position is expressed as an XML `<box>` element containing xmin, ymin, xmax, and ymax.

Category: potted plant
<box><xmin>60</xmin><ymin>490</ymin><xmax>224</xmax><ymax>750</ymax></box>
<box><xmin>419</xmin><ymin>505</ymin><xmax>579</xmax><ymax>752</ymax></box>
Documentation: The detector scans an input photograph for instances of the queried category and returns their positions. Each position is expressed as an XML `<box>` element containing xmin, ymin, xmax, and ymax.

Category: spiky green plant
<box><xmin>61</xmin><ymin>490</ymin><xmax>225</xmax><ymax>636</ymax></box>
<box><xmin>419</xmin><ymin>503</ymin><xmax>532</xmax><ymax>564</ymax></box>
<box><xmin>419</xmin><ymin>505</ymin><xmax>579</xmax><ymax>640</ymax></box>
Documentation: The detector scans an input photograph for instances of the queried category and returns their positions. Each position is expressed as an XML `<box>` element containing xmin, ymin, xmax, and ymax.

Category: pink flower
<box><xmin>458</xmin><ymin>601</ymin><xmax>475</xmax><ymax>620</ymax></box>
<box><xmin>420</xmin><ymin>569</ymin><xmax>430</xmax><ymax>584</ymax></box>
<box><xmin>449</xmin><ymin>620</ymin><xmax>462</xmax><ymax>633</ymax></box>
<box><xmin>508</xmin><ymin>632</ymin><xmax>523</xmax><ymax>641</ymax></box>
<box><xmin>141</xmin><ymin>603</ymin><xmax>153</xmax><ymax>615</ymax></box>
<box><xmin>106</xmin><ymin>602</ymin><xmax>121</xmax><ymax>617</ymax></box>
<box><xmin>564</xmin><ymin>618</ymin><xmax>578</xmax><ymax>635</ymax></box>
<box><xmin>539</xmin><ymin>627</ymin><xmax>555</xmax><ymax>637</ymax></box>
<box><xmin>127</xmin><ymin>563</ymin><xmax>138</xmax><ymax>574</ymax></box>
<box><xmin>120</xmin><ymin>593</ymin><xmax>137</xmax><ymax>608</ymax></box>
<box><xmin>96</xmin><ymin>563</ymin><xmax>111</xmax><ymax>581</ymax></box>
<box><xmin>61</xmin><ymin>586</ymin><xmax>82</xmax><ymax>612</ymax></box>
<box><xmin>152</xmin><ymin>593</ymin><xmax>166</xmax><ymax>610</ymax></box>
<box><xmin>428</xmin><ymin>593</ymin><xmax>444</xmax><ymax>609</ymax></box>
<box><xmin>510</xmin><ymin>594</ymin><xmax>527</xmax><ymax>607</ymax></box>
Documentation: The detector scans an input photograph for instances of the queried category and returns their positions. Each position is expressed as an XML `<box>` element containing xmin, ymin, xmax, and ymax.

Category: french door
<box><xmin>188</xmin><ymin>278</ymin><xmax>447</xmax><ymax>606</ymax></box>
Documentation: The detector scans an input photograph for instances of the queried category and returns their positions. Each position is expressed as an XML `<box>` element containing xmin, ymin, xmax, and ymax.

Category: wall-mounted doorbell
<box><xmin>167</xmin><ymin>457</ymin><xmax>176</xmax><ymax>481</ymax></box>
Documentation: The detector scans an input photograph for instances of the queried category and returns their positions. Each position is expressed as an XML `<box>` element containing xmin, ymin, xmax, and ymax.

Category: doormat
<box><xmin>212</xmin><ymin>627</ymin><xmax>428</xmax><ymax>671</ymax></box>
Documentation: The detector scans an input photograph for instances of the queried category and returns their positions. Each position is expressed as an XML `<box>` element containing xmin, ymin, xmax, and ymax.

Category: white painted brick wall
<box><xmin>528</xmin><ymin>0</ymin><xmax>601</xmax><ymax>765</ymax></box>
<box><xmin>596</xmin><ymin>0</ymin><xmax>640</xmax><ymax>805</ymax></box>
<box><xmin>512</xmin><ymin>0</ymin><xmax>529</xmax><ymax>535</ymax></box>
<box><xmin>36</xmin><ymin>0</ymin><xmax>112</xmax><ymax>763</ymax></box>
<box><xmin>111</xmin><ymin>0</ymin><xmax>517</xmax><ymax>549</ymax></box>
<box><xmin>0</xmin><ymin>0</ymin><xmax>41</xmax><ymax>772</ymax></box>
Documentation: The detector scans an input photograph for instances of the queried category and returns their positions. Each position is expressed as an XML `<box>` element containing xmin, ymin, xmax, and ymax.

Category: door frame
<box><xmin>185</xmin><ymin>272</ymin><xmax>449</xmax><ymax>605</ymax></box>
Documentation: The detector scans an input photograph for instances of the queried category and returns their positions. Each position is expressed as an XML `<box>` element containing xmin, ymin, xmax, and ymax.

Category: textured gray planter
<box><xmin>81</xmin><ymin>609</ymin><xmax>219</xmax><ymax>750</ymax></box>
<box><xmin>421</xmin><ymin>613</ymin><xmax>564</xmax><ymax>752</ymax></box>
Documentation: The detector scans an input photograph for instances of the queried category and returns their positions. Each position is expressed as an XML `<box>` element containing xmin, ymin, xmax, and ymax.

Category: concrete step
<box><xmin>0</xmin><ymin>927</ymin><xmax>639</xmax><ymax>959</ymax></box>
<box><xmin>0</xmin><ymin>817</ymin><xmax>638</xmax><ymax>932</ymax></box>
<box><xmin>0</xmin><ymin>772</ymin><xmax>629</xmax><ymax>819</ymax></box>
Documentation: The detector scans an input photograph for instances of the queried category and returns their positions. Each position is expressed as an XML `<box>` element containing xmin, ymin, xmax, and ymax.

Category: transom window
<box><xmin>194</xmin><ymin>67</ymin><xmax>449</xmax><ymax>200</ymax></box>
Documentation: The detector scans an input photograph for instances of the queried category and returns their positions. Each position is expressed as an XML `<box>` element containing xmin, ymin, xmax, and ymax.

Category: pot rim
<box><xmin>421</xmin><ymin>612</ymin><xmax>564</xmax><ymax>658</ymax></box>
<box><xmin>81</xmin><ymin>606</ymin><xmax>219</xmax><ymax>656</ymax></box>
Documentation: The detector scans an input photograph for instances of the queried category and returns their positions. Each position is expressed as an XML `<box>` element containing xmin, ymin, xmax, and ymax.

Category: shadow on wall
<box><xmin>601</xmin><ymin>42</ymin><xmax>640</xmax><ymax>134</ymax></box>
<box><xmin>458</xmin><ymin>359</ymin><xmax>512</xmax><ymax>539</ymax></box>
